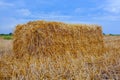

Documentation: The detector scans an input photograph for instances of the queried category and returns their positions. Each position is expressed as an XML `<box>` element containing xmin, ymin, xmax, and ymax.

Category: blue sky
<box><xmin>0</xmin><ymin>0</ymin><xmax>120</xmax><ymax>34</ymax></box>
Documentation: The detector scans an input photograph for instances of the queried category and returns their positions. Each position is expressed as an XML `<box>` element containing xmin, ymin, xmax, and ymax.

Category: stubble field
<box><xmin>0</xmin><ymin>36</ymin><xmax>120</xmax><ymax>80</ymax></box>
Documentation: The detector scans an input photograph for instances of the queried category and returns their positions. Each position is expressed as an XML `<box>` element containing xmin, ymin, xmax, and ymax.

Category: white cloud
<box><xmin>0</xmin><ymin>17</ymin><xmax>31</xmax><ymax>33</ymax></box>
<box><xmin>31</xmin><ymin>14</ymin><xmax>71</xmax><ymax>19</ymax></box>
<box><xmin>74</xmin><ymin>8</ymin><xmax>84</xmax><ymax>13</ymax></box>
<box><xmin>92</xmin><ymin>15</ymin><xmax>120</xmax><ymax>21</ymax></box>
<box><xmin>27</xmin><ymin>11</ymin><xmax>72</xmax><ymax>20</ymax></box>
<box><xmin>0</xmin><ymin>1</ymin><xmax>14</xmax><ymax>7</ymax></box>
<box><xmin>17</xmin><ymin>9</ymin><xmax>31</xmax><ymax>16</ymax></box>
<box><xmin>16</xmin><ymin>9</ymin><xmax>71</xmax><ymax>19</ymax></box>
<box><xmin>103</xmin><ymin>0</ymin><xmax>120</xmax><ymax>14</ymax></box>
<box><xmin>85</xmin><ymin>0</ymin><xmax>120</xmax><ymax>21</ymax></box>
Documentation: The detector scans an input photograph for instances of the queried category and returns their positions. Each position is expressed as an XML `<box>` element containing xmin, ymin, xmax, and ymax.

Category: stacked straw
<box><xmin>13</xmin><ymin>21</ymin><xmax>105</xmax><ymax>58</ymax></box>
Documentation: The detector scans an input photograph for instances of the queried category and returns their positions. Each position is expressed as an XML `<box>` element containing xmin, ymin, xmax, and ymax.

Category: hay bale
<box><xmin>13</xmin><ymin>20</ymin><xmax>105</xmax><ymax>58</ymax></box>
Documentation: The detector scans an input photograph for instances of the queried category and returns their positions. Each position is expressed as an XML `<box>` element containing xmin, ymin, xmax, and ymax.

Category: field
<box><xmin>0</xmin><ymin>34</ymin><xmax>12</xmax><ymax>40</ymax></box>
<box><xmin>0</xmin><ymin>35</ymin><xmax>120</xmax><ymax>80</ymax></box>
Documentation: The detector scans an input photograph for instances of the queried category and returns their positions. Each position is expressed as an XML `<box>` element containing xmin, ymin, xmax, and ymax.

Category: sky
<box><xmin>0</xmin><ymin>0</ymin><xmax>120</xmax><ymax>34</ymax></box>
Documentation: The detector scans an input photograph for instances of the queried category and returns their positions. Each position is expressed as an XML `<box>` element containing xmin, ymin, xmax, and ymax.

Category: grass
<box><xmin>0</xmin><ymin>34</ymin><xmax>12</xmax><ymax>40</ymax></box>
<box><xmin>0</xmin><ymin>35</ymin><xmax>120</xmax><ymax>79</ymax></box>
<box><xmin>106</xmin><ymin>34</ymin><xmax>120</xmax><ymax>36</ymax></box>
<box><xmin>109</xmin><ymin>34</ymin><xmax>120</xmax><ymax>36</ymax></box>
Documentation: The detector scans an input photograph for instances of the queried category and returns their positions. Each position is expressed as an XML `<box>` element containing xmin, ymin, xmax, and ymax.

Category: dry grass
<box><xmin>13</xmin><ymin>21</ymin><xmax>104</xmax><ymax>58</ymax></box>
<box><xmin>12</xmin><ymin>21</ymin><xmax>105</xmax><ymax>79</ymax></box>
<box><xmin>0</xmin><ymin>21</ymin><xmax>120</xmax><ymax>80</ymax></box>
<box><xmin>0</xmin><ymin>39</ymin><xmax>12</xmax><ymax>56</ymax></box>
<box><xmin>0</xmin><ymin>36</ymin><xmax>120</xmax><ymax>80</ymax></box>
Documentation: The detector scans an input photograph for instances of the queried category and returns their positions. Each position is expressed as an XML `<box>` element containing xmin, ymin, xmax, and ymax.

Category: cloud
<box><xmin>16</xmin><ymin>9</ymin><xmax>31</xmax><ymax>16</ymax></box>
<box><xmin>92</xmin><ymin>15</ymin><xmax>120</xmax><ymax>21</ymax></box>
<box><xmin>0</xmin><ymin>17</ymin><xmax>30</xmax><ymax>33</ymax></box>
<box><xmin>103</xmin><ymin>0</ymin><xmax>120</xmax><ymax>14</ymax></box>
<box><xmin>19</xmin><ymin>11</ymin><xmax>72</xmax><ymax>21</ymax></box>
<box><xmin>74</xmin><ymin>8</ymin><xmax>84</xmax><ymax>13</ymax></box>
<box><xmin>35</xmin><ymin>0</ymin><xmax>54</xmax><ymax>5</ymax></box>
<box><xmin>79</xmin><ymin>0</ymin><xmax>120</xmax><ymax>21</ymax></box>
<box><xmin>30</xmin><ymin>14</ymin><xmax>71</xmax><ymax>20</ymax></box>
<box><xmin>0</xmin><ymin>1</ymin><xmax>14</xmax><ymax>7</ymax></box>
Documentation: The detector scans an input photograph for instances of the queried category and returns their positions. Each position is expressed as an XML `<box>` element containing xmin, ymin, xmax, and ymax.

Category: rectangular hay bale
<box><xmin>13</xmin><ymin>21</ymin><xmax>105</xmax><ymax>58</ymax></box>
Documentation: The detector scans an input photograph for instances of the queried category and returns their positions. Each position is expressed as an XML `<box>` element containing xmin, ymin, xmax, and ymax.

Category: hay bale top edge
<box><xmin>15</xmin><ymin>20</ymin><xmax>102</xmax><ymax>31</ymax></box>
